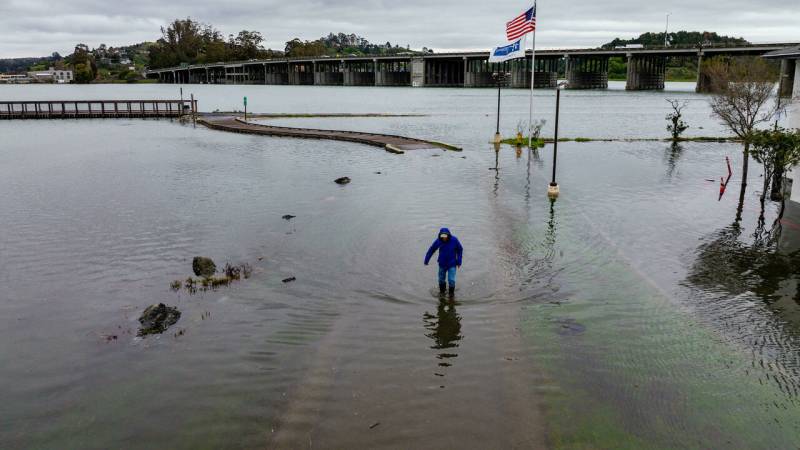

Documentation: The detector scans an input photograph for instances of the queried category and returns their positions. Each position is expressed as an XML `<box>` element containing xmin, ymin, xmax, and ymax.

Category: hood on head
<box><xmin>438</xmin><ymin>227</ymin><xmax>451</xmax><ymax>237</ymax></box>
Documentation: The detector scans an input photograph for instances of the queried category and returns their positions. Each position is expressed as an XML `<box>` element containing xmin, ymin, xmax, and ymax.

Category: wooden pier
<box><xmin>198</xmin><ymin>115</ymin><xmax>462</xmax><ymax>154</ymax></box>
<box><xmin>0</xmin><ymin>99</ymin><xmax>197</xmax><ymax>120</ymax></box>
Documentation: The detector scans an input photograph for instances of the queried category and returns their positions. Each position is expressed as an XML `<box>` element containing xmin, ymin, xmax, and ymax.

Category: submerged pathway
<box><xmin>197</xmin><ymin>115</ymin><xmax>462</xmax><ymax>154</ymax></box>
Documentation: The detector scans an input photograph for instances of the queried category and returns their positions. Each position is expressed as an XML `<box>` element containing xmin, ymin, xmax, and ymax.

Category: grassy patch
<box><xmin>500</xmin><ymin>136</ymin><xmax>546</xmax><ymax>149</ymax></box>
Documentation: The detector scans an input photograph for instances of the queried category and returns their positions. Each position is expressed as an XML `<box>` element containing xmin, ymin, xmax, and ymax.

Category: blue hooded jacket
<box><xmin>424</xmin><ymin>228</ymin><xmax>463</xmax><ymax>269</ymax></box>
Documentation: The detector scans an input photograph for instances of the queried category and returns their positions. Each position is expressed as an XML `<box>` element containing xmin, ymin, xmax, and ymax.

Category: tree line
<box><xmin>147</xmin><ymin>19</ymin><xmax>278</xmax><ymax>68</ymax></box>
<box><xmin>147</xmin><ymin>19</ymin><xmax>420</xmax><ymax>68</ymax></box>
<box><xmin>602</xmin><ymin>31</ymin><xmax>749</xmax><ymax>49</ymax></box>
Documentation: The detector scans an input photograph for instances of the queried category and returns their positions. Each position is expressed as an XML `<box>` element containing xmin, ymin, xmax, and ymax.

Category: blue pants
<box><xmin>438</xmin><ymin>266</ymin><xmax>457</xmax><ymax>286</ymax></box>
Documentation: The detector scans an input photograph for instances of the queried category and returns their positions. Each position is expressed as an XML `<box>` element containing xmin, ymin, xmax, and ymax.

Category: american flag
<box><xmin>506</xmin><ymin>6</ymin><xmax>536</xmax><ymax>41</ymax></box>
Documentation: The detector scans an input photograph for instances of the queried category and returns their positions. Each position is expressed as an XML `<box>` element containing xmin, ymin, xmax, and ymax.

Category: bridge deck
<box><xmin>198</xmin><ymin>115</ymin><xmax>461</xmax><ymax>154</ymax></box>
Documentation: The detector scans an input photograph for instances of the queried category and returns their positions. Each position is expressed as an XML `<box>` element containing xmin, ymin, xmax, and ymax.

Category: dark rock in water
<box><xmin>334</xmin><ymin>177</ymin><xmax>351</xmax><ymax>185</ymax></box>
<box><xmin>138</xmin><ymin>303</ymin><xmax>181</xmax><ymax>336</ymax></box>
<box><xmin>282</xmin><ymin>214</ymin><xmax>296</xmax><ymax>220</ymax></box>
<box><xmin>282</xmin><ymin>276</ymin><xmax>296</xmax><ymax>283</ymax></box>
<box><xmin>192</xmin><ymin>257</ymin><xmax>216</xmax><ymax>277</ymax></box>
<box><xmin>374</xmin><ymin>171</ymin><xmax>382</xmax><ymax>174</ymax></box>
<box><xmin>554</xmin><ymin>318</ymin><xmax>586</xmax><ymax>336</ymax></box>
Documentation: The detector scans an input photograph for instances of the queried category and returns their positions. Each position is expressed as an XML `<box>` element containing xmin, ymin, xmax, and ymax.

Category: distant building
<box><xmin>26</xmin><ymin>67</ymin><xmax>74</xmax><ymax>83</ymax></box>
<box><xmin>0</xmin><ymin>73</ymin><xmax>33</xmax><ymax>84</ymax></box>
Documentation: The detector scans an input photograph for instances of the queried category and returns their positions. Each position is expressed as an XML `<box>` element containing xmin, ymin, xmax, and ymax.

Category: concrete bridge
<box><xmin>146</xmin><ymin>43</ymin><xmax>799</xmax><ymax>94</ymax></box>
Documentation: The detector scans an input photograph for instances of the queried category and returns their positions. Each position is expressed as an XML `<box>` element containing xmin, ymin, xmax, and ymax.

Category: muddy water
<box><xmin>2</xmin><ymin>83</ymin><xmax>800</xmax><ymax>448</ymax></box>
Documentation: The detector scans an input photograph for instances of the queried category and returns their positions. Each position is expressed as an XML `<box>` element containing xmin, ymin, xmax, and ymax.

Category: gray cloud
<box><xmin>0</xmin><ymin>0</ymin><xmax>797</xmax><ymax>57</ymax></box>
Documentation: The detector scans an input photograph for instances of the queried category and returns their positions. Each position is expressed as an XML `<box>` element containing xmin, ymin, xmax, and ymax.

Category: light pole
<box><xmin>548</xmin><ymin>81</ymin><xmax>567</xmax><ymax>198</ymax></box>
<box><xmin>664</xmin><ymin>13</ymin><xmax>671</xmax><ymax>47</ymax></box>
<box><xmin>492</xmin><ymin>71</ymin><xmax>508</xmax><ymax>144</ymax></box>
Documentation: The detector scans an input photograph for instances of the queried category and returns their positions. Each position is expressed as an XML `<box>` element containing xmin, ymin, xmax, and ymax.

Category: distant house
<box><xmin>27</xmin><ymin>67</ymin><xmax>73</xmax><ymax>83</ymax></box>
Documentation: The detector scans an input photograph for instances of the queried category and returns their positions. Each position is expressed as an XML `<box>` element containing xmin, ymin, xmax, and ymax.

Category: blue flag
<box><xmin>489</xmin><ymin>36</ymin><xmax>526</xmax><ymax>63</ymax></box>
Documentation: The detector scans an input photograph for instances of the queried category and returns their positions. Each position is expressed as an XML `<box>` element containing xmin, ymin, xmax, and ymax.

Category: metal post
<box><xmin>548</xmin><ymin>85</ymin><xmax>562</xmax><ymax>197</ymax></box>
<box><xmin>551</xmin><ymin>87</ymin><xmax>560</xmax><ymax>185</ymax></box>
<box><xmin>493</xmin><ymin>72</ymin><xmax>502</xmax><ymax>144</ymax></box>
<box><xmin>496</xmin><ymin>77</ymin><xmax>501</xmax><ymax>136</ymax></box>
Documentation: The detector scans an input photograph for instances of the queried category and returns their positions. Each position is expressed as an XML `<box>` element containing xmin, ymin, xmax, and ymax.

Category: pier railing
<box><xmin>0</xmin><ymin>99</ymin><xmax>198</xmax><ymax>120</ymax></box>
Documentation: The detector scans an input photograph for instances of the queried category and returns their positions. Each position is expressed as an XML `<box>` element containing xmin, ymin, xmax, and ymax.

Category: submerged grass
<box><xmin>516</xmin><ymin>212</ymin><xmax>800</xmax><ymax>448</ymax></box>
<box><xmin>501</xmin><ymin>135</ymin><xmax>740</xmax><ymax>148</ymax></box>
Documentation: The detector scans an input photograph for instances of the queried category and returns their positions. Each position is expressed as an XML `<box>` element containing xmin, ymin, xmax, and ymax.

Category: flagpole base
<box><xmin>547</xmin><ymin>182</ymin><xmax>560</xmax><ymax>197</ymax></box>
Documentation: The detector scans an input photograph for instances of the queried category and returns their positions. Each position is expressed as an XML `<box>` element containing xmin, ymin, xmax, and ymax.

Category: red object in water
<box><xmin>718</xmin><ymin>157</ymin><xmax>733</xmax><ymax>201</ymax></box>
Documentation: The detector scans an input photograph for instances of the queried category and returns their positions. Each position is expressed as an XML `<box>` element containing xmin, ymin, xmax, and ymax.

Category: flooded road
<box><xmin>1</xmin><ymin>83</ymin><xmax>799</xmax><ymax>448</ymax></box>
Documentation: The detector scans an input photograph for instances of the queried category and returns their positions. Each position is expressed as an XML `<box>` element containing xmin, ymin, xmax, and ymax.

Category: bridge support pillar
<box><xmin>375</xmin><ymin>60</ymin><xmax>410</xmax><ymax>86</ymax></box>
<box><xmin>313</xmin><ymin>61</ymin><xmax>344</xmax><ymax>86</ymax></box>
<box><xmin>779</xmin><ymin>59</ymin><xmax>797</xmax><ymax>98</ymax></box>
<box><xmin>695</xmin><ymin>54</ymin><xmax>714</xmax><ymax>93</ymax></box>
<box><xmin>464</xmin><ymin>58</ymin><xmax>496</xmax><ymax>87</ymax></box>
<box><xmin>625</xmin><ymin>54</ymin><xmax>666</xmax><ymax>90</ymax></box>
<box><xmin>511</xmin><ymin>56</ymin><xmax>558</xmax><ymax>88</ymax></box>
<box><xmin>264</xmin><ymin>63</ymin><xmax>288</xmax><ymax>85</ymax></box>
<box><xmin>794</xmin><ymin>59</ymin><xmax>800</xmax><ymax>99</ymax></box>
<box><xmin>343</xmin><ymin>61</ymin><xmax>375</xmax><ymax>86</ymax></box>
<box><xmin>288</xmin><ymin>62</ymin><xmax>314</xmax><ymax>85</ymax></box>
<box><xmin>411</xmin><ymin>57</ymin><xmax>425</xmax><ymax>87</ymax></box>
<box><xmin>565</xmin><ymin>56</ymin><xmax>608</xmax><ymax>89</ymax></box>
<box><xmin>424</xmin><ymin>58</ymin><xmax>464</xmax><ymax>87</ymax></box>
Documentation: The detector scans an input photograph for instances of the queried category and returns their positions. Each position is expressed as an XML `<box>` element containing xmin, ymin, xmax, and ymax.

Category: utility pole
<box><xmin>664</xmin><ymin>13</ymin><xmax>671</xmax><ymax>47</ymax></box>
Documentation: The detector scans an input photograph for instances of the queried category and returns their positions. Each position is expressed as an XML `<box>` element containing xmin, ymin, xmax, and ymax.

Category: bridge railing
<box><xmin>0</xmin><ymin>100</ymin><xmax>198</xmax><ymax>119</ymax></box>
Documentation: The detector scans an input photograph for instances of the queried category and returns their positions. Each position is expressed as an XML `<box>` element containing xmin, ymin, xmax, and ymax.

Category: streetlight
<box><xmin>492</xmin><ymin>71</ymin><xmax>509</xmax><ymax>144</ymax></box>
<box><xmin>548</xmin><ymin>81</ymin><xmax>568</xmax><ymax>198</ymax></box>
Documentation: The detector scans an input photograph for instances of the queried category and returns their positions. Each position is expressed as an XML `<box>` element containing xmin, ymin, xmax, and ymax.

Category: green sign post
<box><xmin>243</xmin><ymin>96</ymin><xmax>248</xmax><ymax>122</ymax></box>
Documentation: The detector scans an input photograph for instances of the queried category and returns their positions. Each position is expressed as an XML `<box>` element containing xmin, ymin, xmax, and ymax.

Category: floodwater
<box><xmin>2</xmin><ymin>82</ymin><xmax>800</xmax><ymax>449</ymax></box>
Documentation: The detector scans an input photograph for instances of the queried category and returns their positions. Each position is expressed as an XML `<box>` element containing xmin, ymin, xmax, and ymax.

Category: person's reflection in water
<box><xmin>423</xmin><ymin>299</ymin><xmax>463</xmax><ymax>370</ymax></box>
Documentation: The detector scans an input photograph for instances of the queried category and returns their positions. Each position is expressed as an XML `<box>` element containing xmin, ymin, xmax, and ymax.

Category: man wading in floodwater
<box><xmin>424</xmin><ymin>228</ymin><xmax>464</xmax><ymax>297</ymax></box>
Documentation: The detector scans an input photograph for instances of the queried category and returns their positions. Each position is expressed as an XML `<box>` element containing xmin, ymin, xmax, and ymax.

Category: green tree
<box><xmin>70</xmin><ymin>43</ymin><xmax>97</xmax><ymax>81</ymax></box>
<box><xmin>750</xmin><ymin>128</ymin><xmax>800</xmax><ymax>208</ymax></box>
<box><xmin>73</xmin><ymin>63</ymin><xmax>94</xmax><ymax>83</ymax></box>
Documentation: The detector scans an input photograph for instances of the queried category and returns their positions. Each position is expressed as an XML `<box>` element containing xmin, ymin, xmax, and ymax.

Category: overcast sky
<box><xmin>0</xmin><ymin>0</ymin><xmax>798</xmax><ymax>58</ymax></box>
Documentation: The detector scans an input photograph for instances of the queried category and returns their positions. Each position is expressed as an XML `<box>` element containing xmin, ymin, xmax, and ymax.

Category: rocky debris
<box><xmin>192</xmin><ymin>257</ymin><xmax>216</xmax><ymax>277</ymax></box>
<box><xmin>282</xmin><ymin>214</ymin><xmax>296</xmax><ymax>220</ymax></box>
<box><xmin>334</xmin><ymin>177</ymin><xmax>351</xmax><ymax>185</ymax></box>
<box><xmin>223</xmin><ymin>262</ymin><xmax>253</xmax><ymax>280</ymax></box>
<box><xmin>282</xmin><ymin>276</ymin><xmax>296</xmax><ymax>283</ymax></box>
<box><xmin>138</xmin><ymin>303</ymin><xmax>181</xmax><ymax>336</ymax></box>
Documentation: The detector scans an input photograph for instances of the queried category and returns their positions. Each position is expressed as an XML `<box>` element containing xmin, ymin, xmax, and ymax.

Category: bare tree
<box><xmin>705</xmin><ymin>56</ymin><xmax>782</xmax><ymax>199</ymax></box>
<box><xmin>665</xmin><ymin>99</ymin><xmax>689</xmax><ymax>140</ymax></box>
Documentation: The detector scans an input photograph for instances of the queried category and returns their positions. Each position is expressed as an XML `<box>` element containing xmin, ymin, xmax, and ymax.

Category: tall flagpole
<box><xmin>528</xmin><ymin>2</ymin><xmax>537</xmax><ymax>148</ymax></box>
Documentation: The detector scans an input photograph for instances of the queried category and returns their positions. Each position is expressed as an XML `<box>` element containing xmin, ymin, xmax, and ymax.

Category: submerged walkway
<box><xmin>197</xmin><ymin>115</ymin><xmax>461</xmax><ymax>154</ymax></box>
